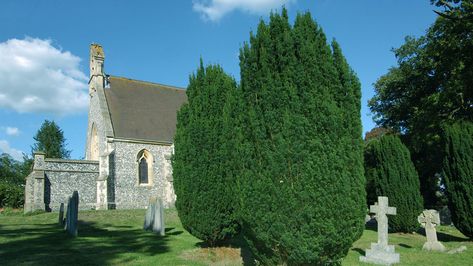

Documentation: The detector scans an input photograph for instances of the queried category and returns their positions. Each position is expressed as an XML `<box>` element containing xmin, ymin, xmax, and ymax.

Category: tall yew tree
<box><xmin>364</xmin><ymin>134</ymin><xmax>424</xmax><ymax>233</ymax></box>
<box><xmin>173</xmin><ymin>62</ymin><xmax>240</xmax><ymax>246</ymax></box>
<box><xmin>238</xmin><ymin>10</ymin><xmax>365</xmax><ymax>264</ymax></box>
<box><xmin>442</xmin><ymin>122</ymin><xmax>473</xmax><ymax>238</ymax></box>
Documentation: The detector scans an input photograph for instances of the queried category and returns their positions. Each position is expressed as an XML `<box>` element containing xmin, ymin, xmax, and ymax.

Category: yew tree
<box><xmin>237</xmin><ymin>9</ymin><xmax>365</xmax><ymax>264</ymax></box>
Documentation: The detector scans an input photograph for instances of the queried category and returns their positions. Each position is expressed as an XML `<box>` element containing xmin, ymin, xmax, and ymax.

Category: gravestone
<box><xmin>58</xmin><ymin>202</ymin><xmax>65</xmax><ymax>226</ymax></box>
<box><xmin>65</xmin><ymin>191</ymin><xmax>79</xmax><ymax>237</ymax></box>
<box><xmin>360</xmin><ymin>196</ymin><xmax>400</xmax><ymax>265</ymax></box>
<box><xmin>418</xmin><ymin>209</ymin><xmax>445</xmax><ymax>252</ymax></box>
<box><xmin>143</xmin><ymin>197</ymin><xmax>165</xmax><ymax>236</ymax></box>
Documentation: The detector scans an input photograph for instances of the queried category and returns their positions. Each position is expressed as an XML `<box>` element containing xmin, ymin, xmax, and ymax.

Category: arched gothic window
<box><xmin>137</xmin><ymin>150</ymin><xmax>153</xmax><ymax>185</ymax></box>
<box><xmin>139</xmin><ymin>157</ymin><xmax>148</xmax><ymax>184</ymax></box>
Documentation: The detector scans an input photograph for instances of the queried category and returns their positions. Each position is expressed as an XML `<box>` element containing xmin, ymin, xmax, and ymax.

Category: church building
<box><xmin>24</xmin><ymin>44</ymin><xmax>187</xmax><ymax>212</ymax></box>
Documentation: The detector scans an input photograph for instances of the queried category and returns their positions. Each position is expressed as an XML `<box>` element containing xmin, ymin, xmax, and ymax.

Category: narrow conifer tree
<box><xmin>331</xmin><ymin>40</ymin><xmax>366</xmax><ymax>241</ymax></box>
<box><xmin>32</xmin><ymin>120</ymin><xmax>71</xmax><ymax>159</ymax></box>
<box><xmin>364</xmin><ymin>134</ymin><xmax>424</xmax><ymax>233</ymax></box>
<box><xmin>238</xmin><ymin>9</ymin><xmax>365</xmax><ymax>264</ymax></box>
<box><xmin>442</xmin><ymin>122</ymin><xmax>473</xmax><ymax>239</ymax></box>
<box><xmin>173</xmin><ymin>61</ymin><xmax>240</xmax><ymax>246</ymax></box>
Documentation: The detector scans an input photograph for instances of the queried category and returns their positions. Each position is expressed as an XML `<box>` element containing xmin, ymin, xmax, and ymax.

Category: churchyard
<box><xmin>1</xmin><ymin>2</ymin><xmax>472</xmax><ymax>265</ymax></box>
<box><xmin>0</xmin><ymin>207</ymin><xmax>471</xmax><ymax>265</ymax></box>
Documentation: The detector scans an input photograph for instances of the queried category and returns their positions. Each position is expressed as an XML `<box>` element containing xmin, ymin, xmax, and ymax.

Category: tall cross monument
<box><xmin>360</xmin><ymin>196</ymin><xmax>400</xmax><ymax>265</ymax></box>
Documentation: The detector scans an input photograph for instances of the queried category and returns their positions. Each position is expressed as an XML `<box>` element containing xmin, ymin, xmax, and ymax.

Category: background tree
<box><xmin>432</xmin><ymin>0</ymin><xmax>473</xmax><ymax>21</ymax></box>
<box><xmin>441</xmin><ymin>121</ymin><xmax>473</xmax><ymax>238</ymax></box>
<box><xmin>0</xmin><ymin>154</ymin><xmax>24</xmax><ymax>186</ymax></box>
<box><xmin>364</xmin><ymin>134</ymin><xmax>424</xmax><ymax>233</ymax></box>
<box><xmin>364</xmin><ymin>127</ymin><xmax>392</xmax><ymax>142</ymax></box>
<box><xmin>31</xmin><ymin>120</ymin><xmax>71</xmax><ymax>159</ymax></box>
<box><xmin>238</xmin><ymin>9</ymin><xmax>365</xmax><ymax>264</ymax></box>
<box><xmin>0</xmin><ymin>154</ymin><xmax>25</xmax><ymax>208</ymax></box>
<box><xmin>173</xmin><ymin>62</ymin><xmax>240</xmax><ymax>246</ymax></box>
<box><xmin>369</xmin><ymin>0</ymin><xmax>473</xmax><ymax>208</ymax></box>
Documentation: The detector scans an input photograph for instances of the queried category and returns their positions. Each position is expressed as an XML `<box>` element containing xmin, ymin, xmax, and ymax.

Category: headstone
<box><xmin>58</xmin><ymin>203</ymin><xmax>65</xmax><ymax>226</ymax></box>
<box><xmin>65</xmin><ymin>191</ymin><xmax>79</xmax><ymax>237</ymax></box>
<box><xmin>64</xmin><ymin>197</ymin><xmax>70</xmax><ymax>230</ymax></box>
<box><xmin>143</xmin><ymin>197</ymin><xmax>165</xmax><ymax>236</ymax></box>
<box><xmin>418</xmin><ymin>209</ymin><xmax>445</xmax><ymax>252</ymax></box>
<box><xmin>360</xmin><ymin>196</ymin><xmax>400</xmax><ymax>265</ymax></box>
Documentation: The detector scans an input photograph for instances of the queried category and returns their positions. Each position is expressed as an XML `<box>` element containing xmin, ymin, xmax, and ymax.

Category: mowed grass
<box><xmin>344</xmin><ymin>224</ymin><xmax>473</xmax><ymax>265</ymax></box>
<box><xmin>0</xmin><ymin>209</ymin><xmax>471</xmax><ymax>266</ymax></box>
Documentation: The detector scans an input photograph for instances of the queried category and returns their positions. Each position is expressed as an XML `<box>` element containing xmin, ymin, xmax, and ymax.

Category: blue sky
<box><xmin>0</xmin><ymin>0</ymin><xmax>438</xmax><ymax>160</ymax></box>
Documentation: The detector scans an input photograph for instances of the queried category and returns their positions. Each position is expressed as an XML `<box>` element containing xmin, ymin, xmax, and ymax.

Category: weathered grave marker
<box><xmin>58</xmin><ymin>202</ymin><xmax>65</xmax><ymax>226</ymax></box>
<box><xmin>418</xmin><ymin>209</ymin><xmax>445</xmax><ymax>252</ymax></box>
<box><xmin>360</xmin><ymin>196</ymin><xmax>400</xmax><ymax>265</ymax></box>
<box><xmin>65</xmin><ymin>191</ymin><xmax>79</xmax><ymax>237</ymax></box>
<box><xmin>144</xmin><ymin>197</ymin><xmax>165</xmax><ymax>236</ymax></box>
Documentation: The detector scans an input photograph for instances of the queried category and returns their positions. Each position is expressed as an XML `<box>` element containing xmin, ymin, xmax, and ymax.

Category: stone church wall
<box><xmin>110</xmin><ymin>140</ymin><xmax>175</xmax><ymax>209</ymax></box>
<box><xmin>85</xmin><ymin>85</ymin><xmax>111</xmax><ymax>161</ymax></box>
<box><xmin>24</xmin><ymin>153</ymin><xmax>99</xmax><ymax>213</ymax></box>
<box><xmin>43</xmin><ymin>159</ymin><xmax>99</xmax><ymax>211</ymax></box>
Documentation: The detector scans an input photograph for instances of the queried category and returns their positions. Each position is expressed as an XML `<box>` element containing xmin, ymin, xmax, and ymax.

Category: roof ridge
<box><xmin>109</xmin><ymin>75</ymin><xmax>186</xmax><ymax>91</ymax></box>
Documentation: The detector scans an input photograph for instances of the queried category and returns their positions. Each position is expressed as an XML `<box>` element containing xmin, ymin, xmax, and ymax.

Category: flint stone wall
<box><xmin>110</xmin><ymin>141</ymin><xmax>175</xmax><ymax>209</ymax></box>
<box><xmin>43</xmin><ymin>159</ymin><xmax>98</xmax><ymax>211</ymax></box>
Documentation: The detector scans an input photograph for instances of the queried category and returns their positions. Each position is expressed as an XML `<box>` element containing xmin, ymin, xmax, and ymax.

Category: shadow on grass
<box><xmin>417</xmin><ymin>228</ymin><xmax>470</xmax><ymax>242</ymax></box>
<box><xmin>351</xmin><ymin>247</ymin><xmax>365</xmax><ymax>256</ymax></box>
<box><xmin>194</xmin><ymin>233</ymin><xmax>255</xmax><ymax>266</ymax></box>
<box><xmin>398</xmin><ymin>243</ymin><xmax>413</xmax><ymax>248</ymax></box>
<box><xmin>365</xmin><ymin>222</ymin><xmax>377</xmax><ymax>232</ymax></box>
<box><xmin>0</xmin><ymin>220</ymin><xmax>171</xmax><ymax>266</ymax></box>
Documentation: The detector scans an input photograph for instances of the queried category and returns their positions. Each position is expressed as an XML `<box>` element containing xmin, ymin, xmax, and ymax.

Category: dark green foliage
<box><xmin>442</xmin><ymin>122</ymin><xmax>473</xmax><ymax>238</ymax></box>
<box><xmin>0</xmin><ymin>182</ymin><xmax>24</xmax><ymax>208</ymax></box>
<box><xmin>369</xmin><ymin>1</ymin><xmax>473</xmax><ymax>209</ymax></box>
<box><xmin>32</xmin><ymin>120</ymin><xmax>71</xmax><ymax>159</ymax></box>
<box><xmin>173</xmin><ymin>61</ymin><xmax>240</xmax><ymax>246</ymax></box>
<box><xmin>0</xmin><ymin>153</ymin><xmax>26</xmax><ymax>208</ymax></box>
<box><xmin>364</xmin><ymin>135</ymin><xmax>424</xmax><ymax>233</ymax></box>
<box><xmin>0</xmin><ymin>153</ymin><xmax>26</xmax><ymax>186</ymax></box>
<box><xmin>431</xmin><ymin>0</ymin><xmax>473</xmax><ymax>21</ymax></box>
<box><xmin>238</xmin><ymin>9</ymin><xmax>365</xmax><ymax>264</ymax></box>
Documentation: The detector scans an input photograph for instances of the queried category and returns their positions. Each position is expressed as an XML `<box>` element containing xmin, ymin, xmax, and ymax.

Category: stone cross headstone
<box><xmin>143</xmin><ymin>197</ymin><xmax>165</xmax><ymax>236</ymax></box>
<box><xmin>418</xmin><ymin>209</ymin><xmax>445</xmax><ymax>252</ymax></box>
<box><xmin>58</xmin><ymin>202</ymin><xmax>65</xmax><ymax>226</ymax></box>
<box><xmin>65</xmin><ymin>191</ymin><xmax>79</xmax><ymax>237</ymax></box>
<box><xmin>360</xmin><ymin>196</ymin><xmax>400</xmax><ymax>265</ymax></box>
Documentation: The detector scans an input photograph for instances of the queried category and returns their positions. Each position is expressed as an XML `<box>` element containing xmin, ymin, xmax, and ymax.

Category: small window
<box><xmin>139</xmin><ymin>157</ymin><xmax>148</xmax><ymax>184</ymax></box>
<box><xmin>137</xmin><ymin>150</ymin><xmax>153</xmax><ymax>185</ymax></box>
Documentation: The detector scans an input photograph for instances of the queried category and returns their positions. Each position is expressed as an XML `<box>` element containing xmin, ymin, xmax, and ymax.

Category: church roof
<box><xmin>104</xmin><ymin>76</ymin><xmax>187</xmax><ymax>143</ymax></box>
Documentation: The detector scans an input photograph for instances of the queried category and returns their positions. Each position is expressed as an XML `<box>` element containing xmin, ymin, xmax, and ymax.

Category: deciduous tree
<box><xmin>369</xmin><ymin>0</ymin><xmax>473</xmax><ymax>208</ymax></box>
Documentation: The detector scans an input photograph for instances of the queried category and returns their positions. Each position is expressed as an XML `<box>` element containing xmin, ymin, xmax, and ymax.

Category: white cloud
<box><xmin>5</xmin><ymin>127</ymin><xmax>20</xmax><ymax>136</ymax></box>
<box><xmin>193</xmin><ymin>0</ymin><xmax>295</xmax><ymax>21</ymax></box>
<box><xmin>0</xmin><ymin>37</ymin><xmax>88</xmax><ymax>115</ymax></box>
<box><xmin>0</xmin><ymin>140</ymin><xmax>24</xmax><ymax>161</ymax></box>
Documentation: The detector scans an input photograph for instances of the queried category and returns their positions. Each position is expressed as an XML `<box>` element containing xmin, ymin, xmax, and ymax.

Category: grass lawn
<box><xmin>0</xmin><ymin>208</ymin><xmax>472</xmax><ymax>265</ymax></box>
